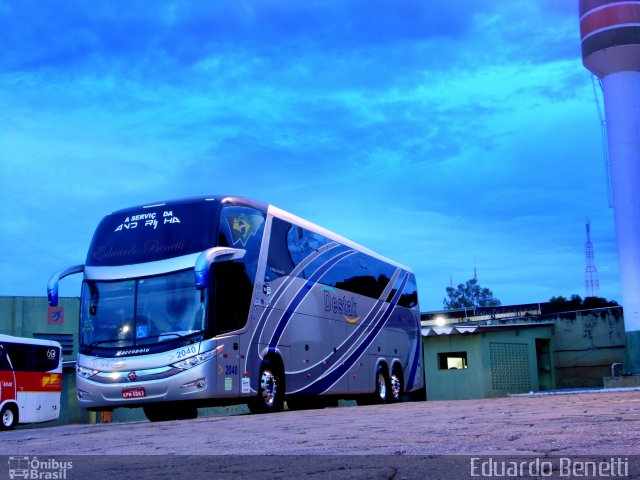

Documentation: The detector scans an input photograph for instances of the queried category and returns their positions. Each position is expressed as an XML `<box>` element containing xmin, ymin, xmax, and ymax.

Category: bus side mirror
<box><xmin>47</xmin><ymin>264</ymin><xmax>85</xmax><ymax>306</ymax></box>
<box><xmin>194</xmin><ymin>247</ymin><xmax>246</xmax><ymax>290</ymax></box>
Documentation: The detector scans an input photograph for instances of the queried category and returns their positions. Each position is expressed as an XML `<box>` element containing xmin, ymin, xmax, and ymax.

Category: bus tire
<box><xmin>142</xmin><ymin>404</ymin><xmax>173</xmax><ymax>422</ymax></box>
<box><xmin>143</xmin><ymin>402</ymin><xmax>197</xmax><ymax>422</ymax></box>
<box><xmin>248</xmin><ymin>359</ymin><xmax>284</xmax><ymax>414</ymax></box>
<box><xmin>176</xmin><ymin>405</ymin><xmax>198</xmax><ymax>420</ymax></box>
<box><xmin>389</xmin><ymin>367</ymin><xmax>403</xmax><ymax>403</ymax></box>
<box><xmin>1</xmin><ymin>404</ymin><xmax>18</xmax><ymax>431</ymax></box>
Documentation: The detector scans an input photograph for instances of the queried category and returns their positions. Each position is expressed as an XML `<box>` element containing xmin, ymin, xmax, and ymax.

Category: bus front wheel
<box><xmin>1</xmin><ymin>404</ymin><xmax>18</xmax><ymax>431</ymax></box>
<box><xmin>248</xmin><ymin>359</ymin><xmax>284</xmax><ymax>414</ymax></box>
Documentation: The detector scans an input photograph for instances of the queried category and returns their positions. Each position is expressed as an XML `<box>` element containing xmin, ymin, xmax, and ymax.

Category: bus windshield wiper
<box><xmin>82</xmin><ymin>332</ymin><xmax>200</xmax><ymax>354</ymax></box>
<box><xmin>82</xmin><ymin>339</ymin><xmax>124</xmax><ymax>354</ymax></box>
<box><xmin>137</xmin><ymin>332</ymin><xmax>199</xmax><ymax>345</ymax></box>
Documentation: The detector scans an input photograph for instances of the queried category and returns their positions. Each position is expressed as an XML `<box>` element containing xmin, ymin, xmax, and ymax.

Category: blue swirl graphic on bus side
<box><xmin>267</xmin><ymin>249</ymin><xmax>356</xmax><ymax>352</ymax></box>
<box><xmin>244</xmin><ymin>243</ymin><xmax>345</xmax><ymax>378</ymax></box>
<box><xmin>266</xmin><ymin>264</ymin><xmax>402</xmax><ymax>394</ymax></box>
<box><xmin>245</xmin><ymin>241</ymin><xmax>417</xmax><ymax>397</ymax></box>
<box><xmin>282</xmin><ymin>269</ymin><xmax>402</xmax><ymax>393</ymax></box>
<box><xmin>294</xmin><ymin>272</ymin><xmax>409</xmax><ymax>395</ymax></box>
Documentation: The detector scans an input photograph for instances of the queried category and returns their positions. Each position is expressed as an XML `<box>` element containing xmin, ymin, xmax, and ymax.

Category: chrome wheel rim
<box><xmin>259</xmin><ymin>369</ymin><xmax>277</xmax><ymax>407</ymax></box>
<box><xmin>390</xmin><ymin>374</ymin><xmax>401</xmax><ymax>401</ymax></box>
<box><xmin>376</xmin><ymin>372</ymin><xmax>386</xmax><ymax>401</ymax></box>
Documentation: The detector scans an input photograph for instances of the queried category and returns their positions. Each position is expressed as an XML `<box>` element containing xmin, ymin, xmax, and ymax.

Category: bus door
<box><xmin>210</xmin><ymin>260</ymin><xmax>252</xmax><ymax>396</ymax></box>
<box><xmin>212</xmin><ymin>206</ymin><xmax>265</xmax><ymax>396</ymax></box>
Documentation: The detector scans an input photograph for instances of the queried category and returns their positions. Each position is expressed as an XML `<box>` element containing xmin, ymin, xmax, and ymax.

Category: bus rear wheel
<box><xmin>374</xmin><ymin>365</ymin><xmax>391</xmax><ymax>403</ymax></box>
<box><xmin>355</xmin><ymin>365</ymin><xmax>391</xmax><ymax>406</ymax></box>
<box><xmin>248</xmin><ymin>360</ymin><xmax>284</xmax><ymax>414</ymax></box>
<box><xmin>1</xmin><ymin>404</ymin><xmax>18</xmax><ymax>431</ymax></box>
<box><xmin>389</xmin><ymin>368</ymin><xmax>403</xmax><ymax>403</ymax></box>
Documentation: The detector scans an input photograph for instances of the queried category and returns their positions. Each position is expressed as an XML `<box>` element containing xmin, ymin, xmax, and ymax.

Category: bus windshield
<box><xmin>80</xmin><ymin>269</ymin><xmax>205</xmax><ymax>351</ymax></box>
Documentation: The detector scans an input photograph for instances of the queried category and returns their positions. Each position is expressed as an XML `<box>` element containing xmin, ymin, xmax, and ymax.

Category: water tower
<box><xmin>579</xmin><ymin>0</ymin><xmax>640</xmax><ymax>374</ymax></box>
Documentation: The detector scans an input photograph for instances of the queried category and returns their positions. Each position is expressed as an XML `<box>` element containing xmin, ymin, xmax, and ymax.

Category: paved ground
<box><xmin>1</xmin><ymin>391</ymin><xmax>638</xmax><ymax>479</ymax></box>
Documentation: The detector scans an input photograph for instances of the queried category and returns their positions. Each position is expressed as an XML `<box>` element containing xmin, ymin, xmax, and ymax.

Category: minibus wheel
<box><xmin>1</xmin><ymin>404</ymin><xmax>18</xmax><ymax>430</ymax></box>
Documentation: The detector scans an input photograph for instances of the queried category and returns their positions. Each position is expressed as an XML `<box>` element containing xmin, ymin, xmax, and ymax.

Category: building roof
<box><xmin>421</xmin><ymin>322</ymin><xmax>555</xmax><ymax>337</ymax></box>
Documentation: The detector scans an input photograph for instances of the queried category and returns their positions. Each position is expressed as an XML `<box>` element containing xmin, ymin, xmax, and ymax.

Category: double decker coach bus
<box><xmin>0</xmin><ymin>335</ymin><xmax>62</xmax><ymax>430</ymax></box>
<box><xmin>48</xmin><ymin>196</ymin><xmax>423</xmax><ymax>421</ymax></box>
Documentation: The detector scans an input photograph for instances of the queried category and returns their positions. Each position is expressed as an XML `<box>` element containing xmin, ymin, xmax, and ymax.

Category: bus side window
<box><xmin>267</xmin><ymin>220</ymin><xmax>331</xmax><ymax>282</ymax></box>
<box><xmin>398</xmin><ymin>274</ymin><xmax>418</xmax><ymax>308</ymax></box>
<box><xmin>219</xmin><ymin>207</ymin><xmax>265</xmax><ymax>279</ymax></box>
<box><xmin>320</xmin><ymin>252</ymin><xmax>394</xmax><ymax>300</ymax></box>
<box><xmin>265</xmin><ymin>218</ymin><xmax>296</xmax><ymax>281</ymax></box>
<box><xmin>3</xmin><ymin>344</ymin><xmax>30</xmax><ymax>371</ymax></box>
<box><xmin>33</xmin><ymin>345</ymin><xmax>61</xmax><ymax>372</ymax></box>
<box><xmin>0</xmin><ymin>347</ymin><xmax>11</xmax><ymax>370</ymax></box>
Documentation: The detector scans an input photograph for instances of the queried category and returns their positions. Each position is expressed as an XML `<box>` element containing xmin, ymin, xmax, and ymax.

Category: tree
<box><xmin>443</xmin><ymin>278</ymin><xmax>501</xmax><ymax>310</ymax></box>
<box><xmin>544</xmin><ymin>294</ymin><xmax>619</xmax><ymax>314</ymax></box>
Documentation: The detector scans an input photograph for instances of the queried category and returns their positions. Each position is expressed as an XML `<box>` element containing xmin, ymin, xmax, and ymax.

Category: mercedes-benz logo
<box><xmin>127</xmin><ymin>371</ymin><xmax>137</xmax><ymax>382</ymax></box>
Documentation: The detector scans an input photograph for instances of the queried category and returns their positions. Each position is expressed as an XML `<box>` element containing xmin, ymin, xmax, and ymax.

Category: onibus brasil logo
<box><xmin>8</xmin><ymin>456</ymin><xmax>73</xmax><ymax>479</ymax></box>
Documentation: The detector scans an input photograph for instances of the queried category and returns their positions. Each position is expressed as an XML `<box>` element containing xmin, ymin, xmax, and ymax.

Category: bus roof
<box><xmin>267</xmin><ymin>205</ymin><xmax>413</xmax><ymax>273</ymax></box>
<box><xmin>107</xmin><ymin>195</ymin><xmax>268</xmax><ymax>216</ymax></box>
<box><xmin>0</xmin><ymin>334</ymin><xmax>62</xmax><ymax>348</ymax></box>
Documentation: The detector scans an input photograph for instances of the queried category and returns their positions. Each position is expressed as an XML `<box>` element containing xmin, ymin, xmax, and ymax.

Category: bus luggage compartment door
<box><xmin>216</xmin><ymin>335</ymin><xmax>240</xmax><ymax>396</ymax></box>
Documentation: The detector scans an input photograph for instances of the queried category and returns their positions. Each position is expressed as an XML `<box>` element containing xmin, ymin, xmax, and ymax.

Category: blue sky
<box><xmin>0</xmin><ymin>0</ymin><xmax>620</xmax><ymax>310</ymax></box>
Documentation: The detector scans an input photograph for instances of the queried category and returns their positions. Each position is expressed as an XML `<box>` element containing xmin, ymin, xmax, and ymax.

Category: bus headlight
<box><xmin>172</xmin><ymin>349</ymin><xmax>217</xmax><ymax>370</ymax></box>
<box><xmin>77</xmin><ymin>365</ymin><xmax>98</xmax><ymax>378</ymax></box>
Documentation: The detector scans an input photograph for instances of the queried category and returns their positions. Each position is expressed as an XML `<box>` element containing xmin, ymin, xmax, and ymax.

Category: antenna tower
<box><xmin>584</xmin><ymin>219</ymin><xmax>600</xmax><ymax>297</ymax></box>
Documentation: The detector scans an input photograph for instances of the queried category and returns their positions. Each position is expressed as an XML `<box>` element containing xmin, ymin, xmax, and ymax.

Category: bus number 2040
<box><xmin>176</xmin><ymin>346</ymin><xmax>197</xmax><ymax>359</ymax></box>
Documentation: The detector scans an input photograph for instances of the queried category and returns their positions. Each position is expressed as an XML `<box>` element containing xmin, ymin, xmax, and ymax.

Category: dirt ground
<box><xmin>1</xmin><ymin>390</ymin><xmax>638</xmax><ymax>479</ymax></box>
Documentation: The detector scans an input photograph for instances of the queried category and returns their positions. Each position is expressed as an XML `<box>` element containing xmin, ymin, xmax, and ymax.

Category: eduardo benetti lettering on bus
<box><xmin>92</xmin><ymin>240</ymin><xmax>186</xmax><ymax>260</ymax></box>
<box><xmin>324</xmin><ymin>290</ymin><xmax>358</xmax><ymax>318</ymax></box>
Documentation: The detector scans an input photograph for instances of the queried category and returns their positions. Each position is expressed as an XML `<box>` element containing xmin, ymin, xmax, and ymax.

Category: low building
<box><xmin>422</xmin><ymin>323</ymin><xmax>555</xmax><ymax>400</ymax></box>
<box><xmin>422</xmin><ymin>305</ymin><xmax>626</xmax><ymax>397</ymax></box>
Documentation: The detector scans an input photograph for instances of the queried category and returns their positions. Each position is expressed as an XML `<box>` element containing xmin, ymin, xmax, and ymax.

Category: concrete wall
<box><xmin>467</xmin><ymin>307</ymin><xmax>625</xmax><ymax>389</ymax></box>
<box><xmin>539</xmin><ymin>308</ymin><xmax>623</xmax><ymax>388</ymax></box>
<box><xmin>0</xmin><ymin>296</ymin><xmax>80</xmax><ymax>358</ymax></box>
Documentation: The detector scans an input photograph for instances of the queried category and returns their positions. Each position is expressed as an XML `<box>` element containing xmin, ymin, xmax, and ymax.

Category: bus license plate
<box><xmin>122</xmin><ymin>387</ymin><xmax>146</xmax><ymax>399</ymax></box>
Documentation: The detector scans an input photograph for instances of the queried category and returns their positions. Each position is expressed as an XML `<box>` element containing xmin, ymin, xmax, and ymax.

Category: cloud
<box><xmin>0</xmin><ymin>0</ymin><xmax>620</xmax><ymax>309</ymax></box>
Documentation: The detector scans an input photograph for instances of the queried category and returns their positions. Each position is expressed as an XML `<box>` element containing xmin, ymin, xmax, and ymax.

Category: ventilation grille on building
<box><xmin>489</xmin><ymin>342</ymin><xmax>531</xmax><ymax>392</ymax></box>
<box><xmin>33</xmin><ymin>333</ymin><xmax>74</xmax><ymax>357</ymax></box>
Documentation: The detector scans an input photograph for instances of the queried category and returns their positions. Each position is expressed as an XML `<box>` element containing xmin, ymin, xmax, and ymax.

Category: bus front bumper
<box><xmin>76</xmin><ymin>360</ymin><xmax>223</xmax><ymax>409</ymax></box>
